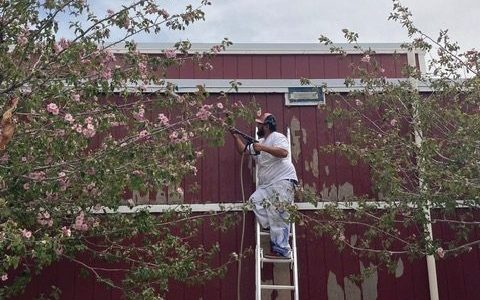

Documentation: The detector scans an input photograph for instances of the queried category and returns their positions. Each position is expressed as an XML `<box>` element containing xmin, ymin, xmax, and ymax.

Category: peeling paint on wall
<box><xmin>320</xmin><ymin>182</ymin><xmax>354</xmax><ymax>201</ymax></box>
<box><xmin>304</xmin><ymin>183</ymin><xmax>317</xmax><ymax>194</ymax></box>
<box><xmin>328</xmin><ymin>271</ymin><xmax>345</xmax><ymax>300</ymax></box>
<box><xmin>132</xmin><ymin>190</ymin><xmax>149</xmax><ymax>204</ymax></box>
<box><xmin>344</xmin><ymin>277</ymin><xmax>361</xmax><ymax>300</ymax></box>
<box><xmin>320</xmin><ymin>184</ymin><xmax>337</xmax><ymax>201</ymax></box>
<box><xmin>156</xmin><ymin>190</ymin><xmax>167</xmax><ymax>204</ymax></box>
<box><xmin>290</xmin><ymin>116</ymin><xmax>306</xmax><ymax>163</ymax></box>
<box><xmin>360</xmin><ymin>262</ymin><xmax>378</xmax><ymax>300</ymax></box>
<box><xmin>132</xmin><ymin>185</ymin><xmax>183</xmax><ymax>204</ymax></box>
<box><xmin>338</xmin><ymin>182</ymin><xmax>354</xmax><ymax>201</ymax></box>
<box><xmin>305</xmin><ymin>149</ymin><xmax>319</xmax><ymax>178</ymax></box>
<box><xmin>328</xmin><ymin>262</ymin><xmax>378</xmax><ymax>300</ymax></box>
<box><xmin>395</xmin><ymin>258</ymin><xmax>404</xmax><ymax>278</ymax></box>
<box><xmin>350</xmin><ymin>234</ymin><xmax>358</xmax><ymax>247</ymax></box>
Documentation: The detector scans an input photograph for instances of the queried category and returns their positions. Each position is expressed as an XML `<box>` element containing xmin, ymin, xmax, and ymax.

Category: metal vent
<box><xmin>285</xmin><ymin>87</ymin><xmax>325</xmax><ymax>106</ymax></box>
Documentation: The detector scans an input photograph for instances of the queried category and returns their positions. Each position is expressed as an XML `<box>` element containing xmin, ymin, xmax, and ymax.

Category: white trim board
<box><xmin>110</xmin><ymin>43</ymin><xmax>424</xmax><ymax>55</ymax></box>
<box><xmin>127</xmin><ymin>78</ymin><xmax>433</xmax><ymax>93</ymax></box>
<box><xmin>90</xmin><ymin>201</ymin><xmax>474</xmax><ymax>214</ymax></box>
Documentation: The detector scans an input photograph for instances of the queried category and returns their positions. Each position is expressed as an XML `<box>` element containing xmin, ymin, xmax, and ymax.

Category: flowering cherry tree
<box><xmin>300</xmin><ymin>0</ymin><xmax>480</xmax><ymax>275</ymax></box>
<box><xmin>0</xmin><ymin>0</ymin><xmax>252</xmax><ymax>299</ymax></box>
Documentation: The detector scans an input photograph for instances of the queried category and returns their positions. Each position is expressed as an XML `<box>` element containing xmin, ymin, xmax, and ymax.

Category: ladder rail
<box><xmin>255</xmin><ymin>221</ymin><xmax>262</xmax><ymax>300</ymax></box>
<box><xmin>287</xmin><ymin>127</ymin><xmax>300</xmax><ymax>300</ymax></box>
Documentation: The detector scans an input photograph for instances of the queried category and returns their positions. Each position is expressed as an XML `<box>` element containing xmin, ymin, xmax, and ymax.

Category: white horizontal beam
<box><xmin>91</xmin><ymin>200</ymin><xmax>475</xmax><ymax>214</ymax></box>
<box><xmin>90</xmin><ymin>201</ymin><xmax>391</xmax><ymax>214</ymax></box>
<box><xmin>128</xmin><ymin>78</ymin><xmax>433</xmax><ymax>93</ymax></box>
<box><xmin>110</xmin><ymin>43</ymin><xmax>421</xmax><ymax>55</ymax></box>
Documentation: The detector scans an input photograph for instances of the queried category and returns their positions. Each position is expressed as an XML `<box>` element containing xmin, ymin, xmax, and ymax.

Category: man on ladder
<box><xmin>230</xmin><ymin>112</ymin><xmax>298</xmax><ymax>258</ymax></box>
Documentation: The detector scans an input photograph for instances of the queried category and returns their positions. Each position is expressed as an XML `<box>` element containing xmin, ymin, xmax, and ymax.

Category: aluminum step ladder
<box><xmin>254</xmin><ymin>127</ymin><xmax>299</xmax><ymax>300</ymax></box>
<box><xmin>255</xmin><ymin>221</ymin><xmax>299</xmax><ymax>299</ymax></box>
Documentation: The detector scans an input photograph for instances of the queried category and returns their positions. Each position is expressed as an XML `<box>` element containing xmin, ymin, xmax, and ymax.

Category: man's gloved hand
<box><xmin>252</xmin><ymin>143</ymin><xmax>264</xmax><ymax>153</ymax></box>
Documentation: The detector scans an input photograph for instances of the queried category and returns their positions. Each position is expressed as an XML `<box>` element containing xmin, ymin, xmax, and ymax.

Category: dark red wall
<box><xmin>165</xmin><ymin>54</ymin><xmax>409</xmax><ymax>79</ymax></box>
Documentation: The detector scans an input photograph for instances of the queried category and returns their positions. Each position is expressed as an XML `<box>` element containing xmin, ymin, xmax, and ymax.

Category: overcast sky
<box><xmin>119</xmin><ymin>0</ymin><xmax>478</xmax><ymax>52</ymax></box>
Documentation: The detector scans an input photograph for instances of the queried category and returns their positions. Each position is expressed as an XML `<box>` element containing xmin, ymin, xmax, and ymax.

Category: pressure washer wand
<box><xmin>230</xmin><ymin>127</ymin><xmax>258</xmax><ymax>144</ymax></box>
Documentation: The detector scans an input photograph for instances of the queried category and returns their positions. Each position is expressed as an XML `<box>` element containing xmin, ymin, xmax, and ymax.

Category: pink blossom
<box><xmin>211</xmin><ymin>45</ymin><xmax>222</xmax><ymax>54</ymax></box>
<box><xmin>61</xmin><ymin>226</ymin><xmax>71</xmax><ymax>237</ymax></box>
<box><xmin>72</xmin><ymin>94</ymin><xmax>80</xmax><ymax>102</ymax></box>
<box><xmin>216</xmin><ymin>102</ymin><xmax>224</xmax><ymax>109</ymax></box>
<box><xmin>138</xmin><ymin>62</ymin><xmax>147</xmax><ymax>75</ymax></box>
<box><xmin>21</xmin><ymin>229</ymin><xmax>32</xmax><ymax>239</ymax></box>
<box><xmin>21</xmin><ymin>157</ymin><xmax>27</xmax><ymax>162</ymax></box>
<box><xmin>64</xmin><ymin>113</ymin><xmax>75</xmax><ymax>124</ymax></box>
<box><xmin>23</xmin><ymin>183</ymin><xmax>30</xmax><ymax>190</ymax></box>
<box><xmin>53</xmin><ymin>43</ymin><xmax>63</xmax><ymax>54</ymax></box>
<box><xmin>29</xmin><ymin>171</ymin><xmax>46</xmax><ymax>182</ymax></box>
<box><xmin>176</xmin><ymin>187</ymin><xmax>184</xmax><ymax>197</ymax></box>
<box><xmin>123</xmin><ymin>18</ymin><xmax>130</xmax><ymax>29</ymax></box>
<box><xmin>190</xmin><ymin>165</ymin><xmax>198</xmax><ymax>175</ymax></box>
<box><xmin>355</xmin><ymin>99</ymin><xmax>363</xmax><ymax>106</ymax></box>
<box><xmin>390</xmin><ymin>119</ymin><xmax>398</xmax><ymax>126</ymax></box>
<box><xmin>163</xmin><ymin>49</ymin><xmax>176</xmax><ymax>59</ymax></box>
<box><xmin>169</xmin><ymin>131</ymin><xmax>178</xmax><ymax>141</ymax></box>
<box><xmin>55</xmin><ymin>247</ymin><xmax>64</xmax><ymax>255</ymax></box>
<box><xmin>380</xmin><ymin>67</ymin><xmax>385</xmax><ymax>73</ymax></box>
<box><xmin>59</xmin><ymin>38</ymin><xmax>70</xmax><ymax>49</ymax></box>
<box><xmin>132</xmin><ymin>170</ymin><xmax>144</xmax><ymax>176</ymax></box>
<box><xmin>82</xmin><ymin>124</ymin><xmax>96</xmax><ymax>138</ymax></box>
<box><xmin>58</xmin><ymin>172</ymin><xmax>69</xmax><ymax>191</ymax></box>
<box><xmin>196</xmin><ymin>104</ymin><xmax>213</xmax><ymax>121</ymax></box>
<box><xmin>159</xmin><ymin>9</ymin><xmax>170</xmax><ymax>19</ymax></box>
<box><xmin>47</xmin><ymin>103</ymin><xmax>59</xmax><ymax>115</ymax></box>
<box><xmin>138</xmin><ymin>130</ymin><xmax>149</xmax><ymax>138</ymax></box>
<box><xmin>338</xmin><ymin>233</ymin><xmax>346</xmax><ymax>242</ymax></box>
<box><xmin>17</xmin><ymin>31</ymin><xmax>28</xmax><ymax>46</ymax></box>
<box><xmin>101</xmin><ymin>68</ymin><xmax>112</xmax><ymax>80</ymax></box>
<box><xmin>84</xmin><ymin>116</ymin><xmax>93</xmax><ymax>124</ymax></box>
<box><xmin>72</xmin><ymin>123</ymin><xmax>83</xmax><ymax>133</ymax></box>
<box><xmin>133</xmin><ymin>107</ymin><xmax>145</xmax><ymax>121</ymax></box>
<box><xmin>361</xmin><ymin>54</ymin><xmax>371</xmax><ymax>63</ymax></box>
<box><xmin>256</xmin><ymin>110</ymin><xmax>262</xmax><ymax>117</ymax></box>
<box><xmin>201</xmin><ymin>62</ymin><xmax>213</xmax><ymax>70</ymax></box>
<box><xmin>146</xmin><ymin>5</ymin><xmax>158</xmax><ymax>14</ymax></box>
<box><xmin>73</xmin><ymin>212</ymin><xmax>88</xmax><ymax>231</ymax></box>
<box><xmin>436</xmin><ymin>247</ymin><xmax>445</xmax><ymax>258</ymax></box>
<box><xmin>37</xmin><ymin>211</ymin><xmax>53</xmax><ymax>227</ymax></box>
<box><xmin>157</xmin><ymin>113</ymin><xmax>169</xmax><ymax>126</ymax></box>
<box><xmin>103</xmin><ymin>50</ymin><xmax>116</xmax><ymax>63</ymax></box>
<box><xmin>107</xmin><ymin>9</ymin><xmax>115</xmax><ymax>17</ymax></box>
<box><xmin>1</xmin><ymin>274</ymin><xmax>7</xmax><ymax>281</ymax></box>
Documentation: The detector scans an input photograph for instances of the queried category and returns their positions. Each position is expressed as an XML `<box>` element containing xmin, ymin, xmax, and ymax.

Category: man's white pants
<box><xmin>249</xmin><ymin>179</ymin><xmax>294</xmax><ymax>257</ymax></box>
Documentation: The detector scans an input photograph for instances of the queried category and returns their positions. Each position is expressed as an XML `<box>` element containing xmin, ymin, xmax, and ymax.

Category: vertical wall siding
<box><xmin>17</xmin><ymin>213</ymin><xmax>480</xmax><ymax>300</ymax></box>
<box><xmin>184</xmin><ymin>92</ymin><xmax>373</xmax><ymax>204</ymax></box>
<box><xmin>165</xmin><ymin>54</ymin><xmax>409</xmax><ymax>79</ymax></box>
<box><xmin>12</xmin><ymin>51</ymin><xmax>480</xmax><ymax>300</ymax></box>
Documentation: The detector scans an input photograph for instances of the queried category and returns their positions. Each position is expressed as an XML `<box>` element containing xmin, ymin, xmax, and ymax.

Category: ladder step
<box><xmin>261</xmin><ymin>257</ymin><xmax>293</xmax><ymax>263</ymax></box>
<box><xmin>259</xmin><ymin>231</ymin><xmax>293</xmax><ymax>237</ymax></box>
<box><xmin>261</xmin><ymin>284</ymin><xmax>295</xmax><ymax>290</ymax></box>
